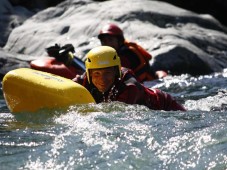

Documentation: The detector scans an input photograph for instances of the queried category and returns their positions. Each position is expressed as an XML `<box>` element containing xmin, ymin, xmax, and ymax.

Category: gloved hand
<box><xmin>46</xmin><ymin>44</ymin><xmax>75</xmax><ymax>65</ymax></box>
<box><xmin>46</xmin><ymin>44</ymin><xmax>61</xmax><ymax>58</ymax></box>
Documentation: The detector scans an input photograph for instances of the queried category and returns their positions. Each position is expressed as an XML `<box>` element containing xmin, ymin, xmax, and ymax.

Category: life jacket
<box><xmin>124</xmin><ymin>40</ymin><xmax>155</xmax><ymax>82</ymax></box>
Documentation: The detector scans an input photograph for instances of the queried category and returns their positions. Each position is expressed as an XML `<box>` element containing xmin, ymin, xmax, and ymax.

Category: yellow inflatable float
<box><xmin>2</xmin><ymin>68</ymin><xmax>95</xmax><ymax>113</ymax></box>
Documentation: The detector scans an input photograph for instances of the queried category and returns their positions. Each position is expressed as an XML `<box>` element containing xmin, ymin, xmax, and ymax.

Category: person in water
<box><xmin>73</xmin><ymin>46</ymin><xmax>186</xmax><ymax>111</ymax></box>
<box><xmin>98</xmin><ymin>23</ymin><xmax>167</xmax><ymax>83</ymax></box>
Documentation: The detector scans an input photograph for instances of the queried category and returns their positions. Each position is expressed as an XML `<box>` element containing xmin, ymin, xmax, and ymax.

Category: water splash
<box><xmin>1</xmin><ymin>70</ymin><xmax>227</xmax><ymax>169</ymax></box>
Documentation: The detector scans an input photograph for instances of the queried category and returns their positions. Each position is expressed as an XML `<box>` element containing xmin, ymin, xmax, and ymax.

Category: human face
<box><xmin>100</xmin><ymin>35</ymin><xmax>119</xmax><ymax>50</ymax></box>
<box><xmin>90</xmin><ymin>67</ymin><xmax>116</xmax><ymax>93</ymax></box>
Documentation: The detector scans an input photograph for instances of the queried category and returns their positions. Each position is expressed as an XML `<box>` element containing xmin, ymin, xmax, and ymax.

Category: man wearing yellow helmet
<box><xmin>73</xmin><ymin>46</ymin><xmax>185</xmax><ymax>111</ymax></box>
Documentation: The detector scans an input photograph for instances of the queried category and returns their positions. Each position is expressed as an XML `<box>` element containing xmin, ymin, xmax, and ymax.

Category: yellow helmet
<box><xmin>85</xmin><ymin>46</ymin><xmax>121</xmax><ymax>83</ymax></box>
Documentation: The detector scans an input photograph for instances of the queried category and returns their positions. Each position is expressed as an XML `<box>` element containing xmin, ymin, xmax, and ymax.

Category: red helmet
<box><xmin>98</xmin><ymin>23</ymin><xmax>124</xmax><ymax>40</ymax></box>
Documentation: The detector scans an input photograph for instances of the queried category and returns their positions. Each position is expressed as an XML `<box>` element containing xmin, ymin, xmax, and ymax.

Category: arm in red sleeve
<box><xmin>116</xmin><ymin>84</ymin><xmax>144</xmax><ymax>104</ymax></box>
<box><xmin>149</xmin><ymin>89</ymin><xmax>186</xmax><ymax>111</ymax></box>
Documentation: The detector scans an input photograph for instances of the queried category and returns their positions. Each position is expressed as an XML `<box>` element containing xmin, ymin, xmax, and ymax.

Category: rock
<box><xmin>1</xmin><ymin>0</ymin><xmax>227</xmax><ymax>78</ymax></box>
<box><xmin>0</xmin><ymin>49</ymin><xmax>35</xmax><ymax>79</ymax></box>
<box><xmin>9</xmin><ymin>0</ymin><xmax>65</xmax><ymax>11</ymax></box>
<box><xmin>0</xmin><ymin>0</ymin><xmax>34</xmax><ymax>47</ymax></box>
<box><xmin>0</xmin><ymin>0</ymin><xmax>65</xmax><ymax>47</ymax></box>
<box><xmin>158</xmin><ymin>0</ymin><xmax>227</xmax><ymax>27</ymax></box>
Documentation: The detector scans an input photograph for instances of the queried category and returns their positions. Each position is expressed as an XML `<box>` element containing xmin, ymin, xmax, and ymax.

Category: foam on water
<box><xmin>1</xmin><ymin>70</ymin><xmax>227</xmax><ymax>169</ymax></box>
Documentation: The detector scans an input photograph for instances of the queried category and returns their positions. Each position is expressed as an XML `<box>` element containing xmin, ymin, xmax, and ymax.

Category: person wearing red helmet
<box><xmin>73</xmin><ymin>46</ymin><xmax>186</xmax><ymax>111</ymax></box>
<box><xmin>98</xmin><ymin>23</ymin><xmax>167</xmax><ymax>83</ymax></box>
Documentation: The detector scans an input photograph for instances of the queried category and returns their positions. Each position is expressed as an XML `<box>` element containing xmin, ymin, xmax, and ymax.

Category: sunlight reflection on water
<box><xmin>1</xmin><ymin>70</ymin><xmax>227</xmax><ymax>169</ymax></box>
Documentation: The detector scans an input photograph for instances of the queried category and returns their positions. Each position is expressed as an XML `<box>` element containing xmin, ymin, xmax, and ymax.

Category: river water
<box><xmin>0</xmin><ymin>69</ymin><xmax>227</xmax><ymax>170</ymax></box>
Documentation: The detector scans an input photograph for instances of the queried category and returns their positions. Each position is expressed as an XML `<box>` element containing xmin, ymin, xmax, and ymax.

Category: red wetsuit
<box><xmin>73</xmin><ymin>67</ymin><xmax>186</xmax><ymax>111</ymax></box>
